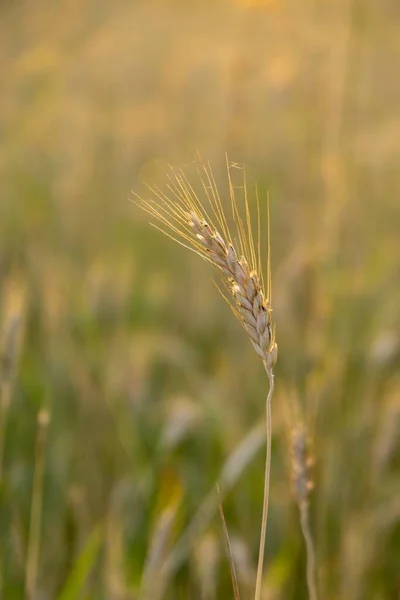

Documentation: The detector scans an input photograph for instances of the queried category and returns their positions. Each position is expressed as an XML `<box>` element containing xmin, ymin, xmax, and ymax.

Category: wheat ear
<box><xmin>133</xmin><ymin>159</ymin><xmax>277</xmax><ymax>599</ymax></box>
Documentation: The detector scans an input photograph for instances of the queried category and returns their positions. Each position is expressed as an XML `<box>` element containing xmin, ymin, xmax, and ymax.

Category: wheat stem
<box><xmin>254</xmin><ymin>365</ymin><xmax>274</xmax><ymax>600</ymax></box>
<box><xmin>290</xmin><ymin>425</ymin><xmax>318</xmax><ymax>600</ymax></box>
<box><xmin>134</xmin><ymin>161</ymin><xmax>278</xmax><ymax>599</ymax></box>
<box><xmin>299</xmin><ymin>503</ymin><xmax>318</xmax><ymax>600</ymax></box>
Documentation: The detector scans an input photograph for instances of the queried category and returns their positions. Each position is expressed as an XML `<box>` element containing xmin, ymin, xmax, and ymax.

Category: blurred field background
<box><xmin>1</xmin><ymin>0</ymin><xmax>400</xmax><ymax>598</ymax></box>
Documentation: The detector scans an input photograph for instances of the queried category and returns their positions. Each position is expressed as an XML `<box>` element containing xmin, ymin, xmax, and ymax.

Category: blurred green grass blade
<box><xmin>57</xmin><ymin>524</ymin><xmax>103</xmax><ymax>600</ymax></box>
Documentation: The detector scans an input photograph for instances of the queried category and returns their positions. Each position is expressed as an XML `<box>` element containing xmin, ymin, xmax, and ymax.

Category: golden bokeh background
<box><xmin>0</xmin><ymin>1</ymin><xmax>399</xmax><ymax>598</ymax></box>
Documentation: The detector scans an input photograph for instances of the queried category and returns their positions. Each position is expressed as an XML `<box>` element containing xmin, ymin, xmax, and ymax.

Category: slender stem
<box><xmin>299</xmin><ymin>502</ymin><xmax>318</xmax><ymax>600</ymax></box>
<box><xmin>254</xmin><ymin>366</ymin><xmax>274</xmax><ymax>600</ymax></box>
<box><xmin>217</xmin><ymin>485</ymin><xmax>241</xmax><ymax>600</ymax></box>
<box><xmin>25</xmin><ymin>410</ymin><xmax>50</xmax><ymax>600</ymax></box>
<box><xmin>0</xmin><ymin>383</ymin><xmax>11</xmax><ymax>488</ymax></box>
<box><xmin>0</xmin><ymin>383</ymin><xmax>11</xmax><ymax>598</ymax></box>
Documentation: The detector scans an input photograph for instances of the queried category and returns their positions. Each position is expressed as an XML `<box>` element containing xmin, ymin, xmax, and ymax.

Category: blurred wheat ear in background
<box><xmin>134</xmin><ymin>158</ymin><xmax>278</xmax><ymax>599</ymax></box>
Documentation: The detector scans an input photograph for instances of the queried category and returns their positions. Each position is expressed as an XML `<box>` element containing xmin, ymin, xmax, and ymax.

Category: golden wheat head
<box><xmin>133</xmin><ymin>158</ymin><xmax>277</xmax><ymax>370</ymax></box>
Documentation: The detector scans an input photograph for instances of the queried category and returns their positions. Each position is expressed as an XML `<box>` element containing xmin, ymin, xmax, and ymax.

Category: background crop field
<box><xmin>0</xmin><ymin>1</ymin><xmax>399</xmax><ymax>598</ymax></box>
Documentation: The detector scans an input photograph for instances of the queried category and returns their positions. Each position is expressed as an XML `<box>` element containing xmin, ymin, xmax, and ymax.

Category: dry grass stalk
<box><xmin>217</xmin><ymin>484</ymin><xmax>241</xmax><ymax>600</ymax></box>
<box><xmin>290</xmin><ymin>425</ymin><xmax>318</xmax><ymax>600</ymax></box>
<box><xmin>134</xmin><ymin>158</ymin><xmax>277</xmax><ymax>600</ymax></box>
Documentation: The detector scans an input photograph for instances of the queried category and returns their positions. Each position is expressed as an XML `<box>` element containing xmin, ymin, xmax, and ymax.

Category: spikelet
<box><xmin>133</xmin><ymin>159</ymin><xmax>277</xmax><ymax>369</ymax></box>
<box><xmin>290</xmin><ymin>425</ymin><xmax>314</xmax><ymax>508</ymax></box>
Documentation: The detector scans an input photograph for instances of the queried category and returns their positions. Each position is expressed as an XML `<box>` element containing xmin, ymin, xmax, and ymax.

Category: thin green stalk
<box><xmin>0</xmin><ymin>383</ymin><xmax>11</xmax><ymax>488</ymax></box>
<box><xmin>0</xmin><ymin>315</ymin><xmax>21</xmax><ymax>487</ymax></box>
<box><xmin>0</xmin><ymin>313</ymin><xmax>22</xmax><ymax>596</ymax></box>
<box><xmin>0</xmin><ymin>382</ymin><xmax>11</xmax><ymax>597</ymax></box>
<box><xmin>254</xmin><ymin>366</ymin><xmax>274</xmax><ymax>600</ymax></box>
<box><xmin>25</xmin><ymin>409</ymin><xmax>50</xmax><ymax>600</ymax></box>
